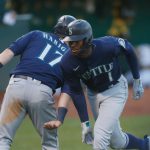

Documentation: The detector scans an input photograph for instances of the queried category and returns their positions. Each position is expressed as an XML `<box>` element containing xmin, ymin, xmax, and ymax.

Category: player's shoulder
<box><xmin>28</xmin><ymin>30</ymin><xmax>43</xmax><ymax>35</ymax></box>
<box><xmin>28</xmin><ymin>30</ymin><xmax>55</xmax><ymax>38</ymax></box>
<box><xmin>29</xmin><ymin>30</ymin><xmax>60</xmax><ymax>42</ymax></box>
<box><xmin>92</xmin><ymin>36</ymin><xmax>115</xmax><ymax>48</ymax></box>
<box><xmin>93</xmin><ymin>36</ymin><xmax>118</xmax><ymax>43</ymax></box>
<box><xmin>24</xmin><ymin>30</ymin><xmax>45</xmax><ymax>39</ymax></box>
<box><xmin>93</xmin><ymin>36</ymin><xmax>125</xmax><ymax>48</ymax></box>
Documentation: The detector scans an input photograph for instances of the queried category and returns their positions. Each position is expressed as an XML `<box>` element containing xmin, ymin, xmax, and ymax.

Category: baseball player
<box><xmin>0</xmin><ymin>15</ymin><xmax>93</xmax><ymax>150</ymax></box>
<box><xmin>46</xmin><ymin>19</ymin><xmax>149</xmax><ymax>150</ymax></box>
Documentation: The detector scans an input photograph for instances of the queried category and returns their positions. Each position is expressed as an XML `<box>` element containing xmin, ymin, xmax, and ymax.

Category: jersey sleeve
<box><xmin>116</xmin><ymin>37</ymin><xmax>140</xmax><ymax>79</ymax></box>
<box><xmin>8</xmin><ymin>30</ymin><xmax>37</xmax><ymax>56</ymax></box>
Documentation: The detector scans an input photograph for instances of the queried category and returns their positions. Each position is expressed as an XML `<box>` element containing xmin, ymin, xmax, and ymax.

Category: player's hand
<box><xmin>43</xmin><ymin>120</ymin><xmax>62</xmax><ymax>129</ymax></box>
<box><xmin>133</xmin><ymin>78</ymin><xmax>144</xmax><ymax>100</ymax></box>
<box><xmin>81</xmin><ymin>121</ymin><xmax>93</xmax><ymax>145</ymax></box>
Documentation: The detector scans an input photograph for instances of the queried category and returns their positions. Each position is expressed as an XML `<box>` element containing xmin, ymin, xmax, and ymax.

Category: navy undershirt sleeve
<box><xmin>62</xmin><ymin>83</ymin><xmax>89</xmax><ymax>122</ymax></box>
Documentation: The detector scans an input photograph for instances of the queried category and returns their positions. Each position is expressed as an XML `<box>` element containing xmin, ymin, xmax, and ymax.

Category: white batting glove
<box><xmin>81</xmin><ymin>121</ymin><xmax>93</xmax><ymax>145</ymax></box>
<box><xmin>133</xmin><ymin>78</ymin><xmax>144</xmax><ymax>100</ymax></box>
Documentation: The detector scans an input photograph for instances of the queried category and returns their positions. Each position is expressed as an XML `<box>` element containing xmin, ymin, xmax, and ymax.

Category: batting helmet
<box><xmin>54</xmin><ymin>15</ymin><xmax>76</xmax><ymax>37</ymax></box>
<box><xmin>63</xmin><ymin>19</ymin><xmax>93</xmax><ymax>44</ymax></box>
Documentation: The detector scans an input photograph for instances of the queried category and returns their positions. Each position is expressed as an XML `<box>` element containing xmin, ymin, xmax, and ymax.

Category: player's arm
<box><xmin>62</xmin><ymin>82</ymin><xmax>93</xmax><ymax>145</ymax></box>
<box><xmin>8</xmin><ymin>30</ymin><xmax>37</xmax><ymax>56</ymax></box>
<box><xmin>117</xmin><ymin>38</ymin><xmax>144</xmax><ymax>100</ymax></box>
<box><xmin>44</xmin><ymin>75</ymin><xmax>93</xmax><ymax>144</ymax></box>
<box><xmin>44</xmin><ymin>82</ymin><xmax>93</xmax><ymax>145</ymax></box>
<box><xmin>44</xmin><ymin>92</ymin><xmax>71</xmax><ymax>129</ymax></box>
<box><xmin>0</xmin><ymin>31</ymin><xmax>36</xmax><ymax>68</ymax></box>
<box><xmin>54</xmin><ymin>53</ymin><xmax>90</xmax><ymax>124</ymax></box>
<box><xmin>44</xmin><ymin>80</ymin><xmax>89</xmax><ymax>128</ymax></box>
<box><xmin>118</xmin><ymin>38</ymin><xmax>140</xmax><ymax>79</ymax></box>
<box><xmin>0</xmin><ymin>48</ymin><xmax>14</xmax><ymax>67</ymax></box>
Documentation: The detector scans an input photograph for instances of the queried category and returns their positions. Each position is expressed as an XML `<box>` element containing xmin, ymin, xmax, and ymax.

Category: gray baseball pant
<box><xmin>87</xmin><ymin>75</ymin><xmax>129</xmax><ymax>150</ymax></box>
<box><xmin>0</xmin><ymin>76</ymin><xmax>58</xmax><ymax>150</ymax></box>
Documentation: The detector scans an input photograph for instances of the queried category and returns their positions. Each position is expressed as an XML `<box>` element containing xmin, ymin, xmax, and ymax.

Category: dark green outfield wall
<box><xmin>0</xmin><ymin>0</ymin><xmax>150</xmax><ymax>90</ymax></box>
<box><xmin>0</xmin><ymin>20</ymin><xmax>30</xmax><ymax>90</ymax></box>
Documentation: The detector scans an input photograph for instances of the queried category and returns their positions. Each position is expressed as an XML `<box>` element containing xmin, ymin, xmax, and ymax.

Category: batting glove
<box><xmin>81</xmin><ymin>121</ymin><xmax>93</xmax><ymax>145</ymax></box>
<box><xmin>133</xmin><ymin>78</ymin><xmax>144</xmax><ymax>100</ymax></box>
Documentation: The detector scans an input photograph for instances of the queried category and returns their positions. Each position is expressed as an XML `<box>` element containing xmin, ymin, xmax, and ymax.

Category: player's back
<box><xmin>9</xmin><ymin>30</ymin><xmax>68</xmax><ymax>90</ymax></box>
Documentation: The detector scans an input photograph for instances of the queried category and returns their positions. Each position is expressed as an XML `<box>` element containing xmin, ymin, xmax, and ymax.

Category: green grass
<box><xmin>11</xmin><ymin>115</ymin><xmax>150</xmax><ymax>150</ymax></box>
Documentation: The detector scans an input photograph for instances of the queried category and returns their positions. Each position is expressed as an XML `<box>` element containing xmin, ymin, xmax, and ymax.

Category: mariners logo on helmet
<box><xmin>69</xmin><ymin>28</ymin><xmax>73</xmax><ymax>35</ymax></box>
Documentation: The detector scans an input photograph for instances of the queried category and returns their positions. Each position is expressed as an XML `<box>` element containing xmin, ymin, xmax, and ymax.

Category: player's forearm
<box><xmin>58</xmin><ymin>93</ymin><xmax>71</xmax><ymax>108</ymax></box>
<box><xmin>57</xmin><ymin>93</ymin><xmax>71</xmax><ymax>123</ymax></box>
<box><xmin>0</xmin><ymin>48</ymin><xmax>14</xmax><ymax>66</ymax></box>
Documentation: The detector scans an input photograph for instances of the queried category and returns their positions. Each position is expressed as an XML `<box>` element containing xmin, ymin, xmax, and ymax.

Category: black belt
<box><xmin>12</xmin><ymin>75</ymin><xmax>55</xmax><ymax>94</ymax></box>
<box><xmin>13</xmin><ymin>75</ymin><xmax>29</xmax><ymax>80</ymax></box>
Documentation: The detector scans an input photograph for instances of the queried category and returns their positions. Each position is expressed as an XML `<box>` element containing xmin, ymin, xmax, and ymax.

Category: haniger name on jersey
<box><xmin>43</xmin><ymin>32</ymin><xmax>67</xmax><ymax>52</ymax></box>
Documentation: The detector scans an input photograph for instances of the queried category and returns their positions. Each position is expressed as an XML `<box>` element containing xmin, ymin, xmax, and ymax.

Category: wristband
<box><xmin>81</xmin><ymin>121</ymin><xmax>90</xmax><ymax>128</ymax></box>
<box><xmin>57</xmin><ymin>107</ymin><xmax>68</xmax><ymax>123</ymax></box>
<box><xmin>0</xmin><ymin>62</ymin><xmax>3</xmax><ymax>68</ymax></box>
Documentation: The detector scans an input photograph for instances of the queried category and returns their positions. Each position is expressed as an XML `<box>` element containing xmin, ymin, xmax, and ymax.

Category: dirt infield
<box><xmin>0</xmin><ymin>88</ymin><xmax>150</xmax><ymax>118</ymax></box>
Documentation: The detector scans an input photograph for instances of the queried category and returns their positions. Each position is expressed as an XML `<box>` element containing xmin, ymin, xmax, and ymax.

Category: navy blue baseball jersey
<box><xmin>9</xmin><ymin>30</ymin><xmax>68</xmax><ymax>91</ymax></box>
<box><xmin>61</xmin><ymin>36</ymin><xmax>140</xmax><ymax>93</ymax></box>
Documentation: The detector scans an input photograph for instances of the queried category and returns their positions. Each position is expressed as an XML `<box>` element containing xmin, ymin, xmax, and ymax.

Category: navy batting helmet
<box><xmin>54</xmin><ymin>15</ymin><xmax>76</xmax><ymax>37</ymax></box>
<box><xmin>63</xmin><ymin>19</ymin><xmax>93</xmax><ymax>44</ymax></box>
